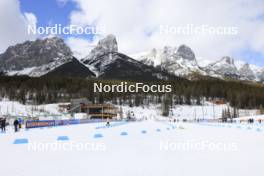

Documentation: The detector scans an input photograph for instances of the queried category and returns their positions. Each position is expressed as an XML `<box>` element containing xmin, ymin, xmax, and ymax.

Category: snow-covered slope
<box><xmin>0</xmin><ymin>100</ymin><xmax>65</xmax><ymax>118</ymax></box>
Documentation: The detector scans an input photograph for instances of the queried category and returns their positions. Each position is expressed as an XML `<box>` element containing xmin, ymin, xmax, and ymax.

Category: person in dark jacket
<box><xmin>106</xmin><ymin>118</ymin><xmax>110</xmax><ymax>127</ymax></box>
<box><xmin>0</xmin><ymin>118</ymin><xmax>3</xmax><ymax>132</ymax></box>
<box><xmin>18</xmin><ymin>119</ymin><xmax>22</xmax><ymax>129</ymax></box>
<box><xmin>14</xmin><ymin>119</ymin><xmax>19</xmax><ymax>132</ymax></box>
<box><xmin>1</xmin><ymin>118</ymin><xmax>6</xmax><ymax>132</ymax></box>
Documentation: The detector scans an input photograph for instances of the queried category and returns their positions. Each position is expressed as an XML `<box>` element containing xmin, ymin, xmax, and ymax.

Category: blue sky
<box><xmin>20</xmin><ymin>0</ymin><xmax>73</xmax><ymax>29</ymax></box>
<box><xmin>20</xmin><ymin>0</ymin><xmax>95</xmax><ymax>41</ymax></box>
<box><xmin>234</xmin><ymin>49</ymin><xmax>264</xmax><ymax>67</ymax></box>
<box><xmin>16</xmin><ymin>0</ymin><xmax>264</xmax><ymax>67</ymax></box>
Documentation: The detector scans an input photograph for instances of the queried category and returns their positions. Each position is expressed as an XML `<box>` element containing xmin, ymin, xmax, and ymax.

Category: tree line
<box><xmin>0</xmin><ymin>76</ymin><xmax>264</xmax><ymax>111</ymax></box>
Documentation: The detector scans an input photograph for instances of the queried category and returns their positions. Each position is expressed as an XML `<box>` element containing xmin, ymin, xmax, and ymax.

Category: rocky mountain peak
<box><xmin>97</xmin><ymin>34</ymin><xmax>118</xmax><ymax>53</ymax></box>
<box><xmin>83</xmin><ymin>34</ymin><xmax>118</xmax><ymax>63</ymax></box>
<box><xmin>239</xmin><ymin>63</ymin><xmax>255</xmax><ymax>80</ymax></box>
<box><xmin>0</xmin><ymin>37</ymin><xmax>72</xmax><ymax>72</ymax></box>
<box><xmin>151</xmin><ymin>48</ymin><xmax>157</xmax><ymax>55</ymax></box>
<box><xmin>205</xmin><ymin>56</ymin><xmax>239</xmax><ymax>78</ymax></box>
<box><xmin>81</xmin><ymin>35</ymin><xmax>175</xmax><ymax>80</ymax></box>
<box><xmin>175</xmin><ymin>44</ymin><xmax>196</xmax><ymax>61</ymax></box>
<box><xmin>136</xmin><ymin>44</ymin><xmax>203</xmax><ymax>77</ymax></box>
<box><xmin>221</xmin><ymin>56</ymin><xmax>234</xmax><ymax>65</ymax></box>
<box><xmin>240</xmin><ymin>63</ymin><xmax>251</xmax><ymax>71</ymax></box>
<box><xmin>0</xmin><ymin>37</ymin><xmax>80</xmax><ymax>77</ymax></box>
<box><xmin>257</xmin><ymin>69</ymin><xmax>264</xmax><ymax>82</ymax></box>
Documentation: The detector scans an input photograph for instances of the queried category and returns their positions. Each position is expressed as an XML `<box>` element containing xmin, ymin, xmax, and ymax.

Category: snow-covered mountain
<box><xmin>207</xmin><ymin>57</ymin><xmax>264</xmax><ymax>81</ymax></box>
<box><xmin>256</xmin><ymin>69</ymin><xmax>264</xmax><ymax>82</ymax></box>
<box><xmin>235</xmin><ymin>60</ymin><xmax>264</xmax><ymax>82</ymax></box>
<box><xmin>204</xmin><ymin>56</ymin><xmax>240</xmax><ymax>79</ymax></box>
<box><xmin>136</xmin><ymin>45</ymin><xmax>206</xmax><ymax>77</ymax></box>
<box><xmin>82</xmin><ymin>34</ymin><xmax>118</xmax><ymax>63</ymax></box>
<box><xmin>0</xmin><ymin>34</ymin><xmax>263</xmax><ymax>82</ymax></box>
<box><xmin>0</xmin><ymin>37</ymin><xmax>72</xmax><ymax>76</ymax></box>
<box><xmin>134</xmin><ymin>46</ymin><xmax>264</xmax><ymax>82</ymax></box>
<box><xmin>82</xmin><ymin>35</ymin><xmax>178</xmax><ymax>81</ymax></box>
<box><xmin>238</xmin><ymin>63</ymin><xmax>256</xmax><ymax>80</ymax></box>
<box><xmin>0</xmin><ymin>37</ymin><xmax>95</xmax><ymax>78</ymax></box>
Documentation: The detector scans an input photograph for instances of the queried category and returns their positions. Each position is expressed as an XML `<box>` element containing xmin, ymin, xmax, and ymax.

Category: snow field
<box><xmin>0</xmin><ymin>120</ymin><xmax>264</xmax><ymax>176</ymax></box>
<box><xmin>0</xmin><ymin>100</ymin><xmax>64</xmax><ymax>117</ymax></box>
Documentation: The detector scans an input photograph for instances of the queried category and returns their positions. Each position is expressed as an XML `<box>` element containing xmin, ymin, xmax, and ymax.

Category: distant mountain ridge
<box><xmin>0</xmin><ymin>34</ymin><xmax>263</xmax><ymax>83</ymax></box>
<box><xmin>134</xmin><ymin>46</ymin><xmax>264</xmax><ymax>82</ymax></box>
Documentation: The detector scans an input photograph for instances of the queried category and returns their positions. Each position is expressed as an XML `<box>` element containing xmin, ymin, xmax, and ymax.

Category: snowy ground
<box><xmin>0</xmin><ymin>100</ymin><xmax>64</xmax><ymax>117</ymax></box>
<box><xmin>1</xmin><ymin>120</ymin><xmax>264</xmax><ymax>176</ymax></box>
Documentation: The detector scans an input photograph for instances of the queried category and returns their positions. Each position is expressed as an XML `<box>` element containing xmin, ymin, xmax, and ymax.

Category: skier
<box><xmin>1</xmin><ymin>118</ymin><xmax>6</xmax><ymax>132</ymax></box>
<box><xmin>14</xmin><ymin>119</ymin><xmax>19</xmax><ymax>132</ymax></box>
<box><xmin>0</xmin><ymin>118</ymin><xmax>3</xmax><ymax>131</ymax></box>
<box><xmin>106</xmin><ymin>118</ymin><xmax>110</xmax><ymax>127</ymax></box>
<box><xmin>18</xmin><ymin>118</ymin><xmax>22</xmax><ymax>129</ymax></box>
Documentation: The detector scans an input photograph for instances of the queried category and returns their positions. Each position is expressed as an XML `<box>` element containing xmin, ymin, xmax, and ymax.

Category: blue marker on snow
<box><xmin>13</xmin><ymin>138</ymin><xmax>28</xmax><ymax>144</ymax></box>
<box><xmin>94</xmin><ymin>133</ymin><xmax>103</xmax><ymax>138</ymax></box>
<box><xmin>57</xmin><ymin>136</ymin><xmax>69</xmax><ymax>141</ymax></box>
<box><xmin>141</xmin><ymin>130</ymin><xmax>147</xmax><ymax>134</ymax></box>
<box><xmin>256</xmin><ymin>128</ymin><xmax>262</xmax><ymax>132</ymax></box>
<box><xmin>120</xmin><ymin>132</ymin><xmax>128</xmax><ymax>136</ymax></box>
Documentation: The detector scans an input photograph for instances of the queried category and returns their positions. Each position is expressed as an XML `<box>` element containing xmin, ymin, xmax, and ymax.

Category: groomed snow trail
<box><xmin>0</xmin><ymin>121</ymin><xmax>264</xmax><ymax>176</ymax></box>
